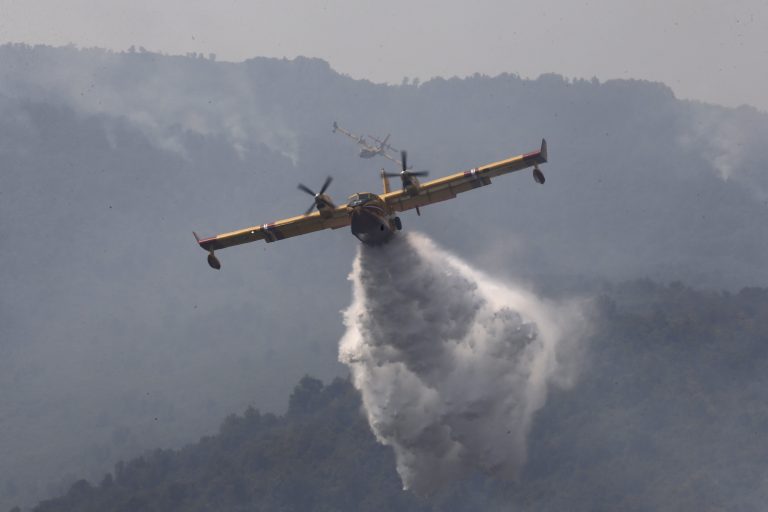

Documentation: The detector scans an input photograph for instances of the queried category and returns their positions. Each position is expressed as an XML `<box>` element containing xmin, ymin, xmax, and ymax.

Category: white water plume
<box><xmin>339</xmin><ymin>232</ymin><xmax>587</xmax><ymax>493</ymax></box>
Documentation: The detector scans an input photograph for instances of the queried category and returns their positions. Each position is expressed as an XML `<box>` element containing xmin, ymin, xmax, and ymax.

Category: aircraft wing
<box><xmin>383</xmin><ymin>139</ymin><xmax>548</xmax><ymax>213</ymax></box>
<box><xmin>382</xmin><ymin>150</ymin><xmax>403</xmax><ymax>166</ymax></box>
<box><xmin>370</xmin><ymin>134</ymin><xmax>399</xmax><ymax>153</ymax></box>
<box><xmin>332</xmin><ymin>122</ymin><xmax>363</xmax><ymax>144</ymax></box>
<box><xmin>195</xmin><ymin>207</ymin><xmax>351</xmax><ymax>252</ymax></box>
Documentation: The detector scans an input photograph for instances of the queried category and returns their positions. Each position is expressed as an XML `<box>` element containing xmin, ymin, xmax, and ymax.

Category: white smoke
<box><xmin>339</xmin><ymin>232</ymin><xmax>587</xmax><ymax>494</ymax></box>
<box><xmin>679</xmin><ymin>104</ymin><xmax>768</xmax><ymax>202</ymax></box>
<box><xmin>0</xmin><ymin>45</ymin><xmax>301</xmax><ymax>163</ymax></box>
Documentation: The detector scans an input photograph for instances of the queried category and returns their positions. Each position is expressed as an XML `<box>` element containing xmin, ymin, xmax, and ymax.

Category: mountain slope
<box><xmin>30</xmin><ymin>282</ymin><xmax>768</xmax><ymax>512</ymax></box>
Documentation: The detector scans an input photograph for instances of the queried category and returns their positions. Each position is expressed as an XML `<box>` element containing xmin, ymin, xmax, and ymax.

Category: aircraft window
<box><xmin>347</xmin><ymin>192</ymin><xmax>374</xmax><ymax>207</ymax></box>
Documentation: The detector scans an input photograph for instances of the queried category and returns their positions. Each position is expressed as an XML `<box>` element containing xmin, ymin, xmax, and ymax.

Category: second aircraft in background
<box><xmin>332</xmin><ymin>121</ymin><xmax>402</xmax><ymax>165</ymax></box>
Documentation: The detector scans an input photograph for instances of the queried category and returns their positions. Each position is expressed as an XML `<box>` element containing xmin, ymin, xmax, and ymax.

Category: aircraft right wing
<box><xmin>383</xmin><ymin>139</ymin><xmax>548</xmax><ymax>213</ymax></box>
<box><xmin>382</xmin><ymin>150</ymin><xmax>403</xmax><ymax>166</ymax></box>
<box><xmin>370</xmin><ymin>134</ymin><xmax>399</xmax><ymax>153</ymax></box>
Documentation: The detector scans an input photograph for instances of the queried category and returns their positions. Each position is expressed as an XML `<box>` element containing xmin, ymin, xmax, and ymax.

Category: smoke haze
<box><xmin>340</xmin><ymin>233</ymin><xmax>587</xmax><ymax>493</ymax></box>
<box><xmin>1</xmin><ymin>44</ymin><xmax>767</xmax><ymax>509</ymax></box>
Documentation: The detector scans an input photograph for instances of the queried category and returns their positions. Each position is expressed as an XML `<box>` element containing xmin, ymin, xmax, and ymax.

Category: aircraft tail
<box><xmin>381</xmin><ymin>134</ymin><xmax>390</xmax><ymax>149</ymax></box>
<box><xmin>381</xmin><ymin>169</ymin><xmax>391</xmax><ymax>194</ymax></box>
<box><xmin>332</xmin><ymin>121</ymin><xmax>338</xmax><ymax>133</ymax></box>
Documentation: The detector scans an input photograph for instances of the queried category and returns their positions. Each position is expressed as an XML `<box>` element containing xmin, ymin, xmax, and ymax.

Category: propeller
<box><xmin>298</xmin><ymin>176</ymin><xmax>333</xmax><ymax>215</ymax></box>
<box><xmin>383</xmin><ymin>150</ymin><xmax>429</xmax><ymax>180</ymax></box>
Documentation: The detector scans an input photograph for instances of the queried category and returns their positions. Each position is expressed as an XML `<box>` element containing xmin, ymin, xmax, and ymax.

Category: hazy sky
<box><xmin>1</xmin><ymin>0</ymin><xmax>766</xmax><ymax>110</ymax></box>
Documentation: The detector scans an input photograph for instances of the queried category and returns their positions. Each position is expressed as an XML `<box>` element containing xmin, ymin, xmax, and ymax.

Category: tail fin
<box><xmin>381</xmin><ymin>169</ymin><xmax>391</xmax><ymax>194</ymax></box>
<box><xmin>381</xmin><ymin>134</ymin><xmax>390</xmax><ymax>149</ymax></box>
<box><xmin>332</xmin><ymin>121</ymin><xmax>338</xmax><ymax>133</ymax></box>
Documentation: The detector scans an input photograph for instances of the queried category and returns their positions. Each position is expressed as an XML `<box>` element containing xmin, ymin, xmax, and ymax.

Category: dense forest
<box><xmin>28</xmin><ymin>281</ymin><xmax>768</xmax><ymax>512</ymax></box>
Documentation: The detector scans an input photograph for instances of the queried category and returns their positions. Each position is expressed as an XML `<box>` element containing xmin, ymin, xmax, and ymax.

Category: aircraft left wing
<box><xmin>383</xmin><ymin>139</ymin><xmax>548</xmax><ymax>213</ymax></box>
<box><xmin>195</xmin><ymin>207</ymin><xmax>351</xmax><ymax>253</ymax></box>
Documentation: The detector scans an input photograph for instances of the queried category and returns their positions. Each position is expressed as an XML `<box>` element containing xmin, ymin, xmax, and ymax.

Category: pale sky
<box><xmin>1</xmin><ymin>0</ymin><xmax>766</xmax><ymax>110</ymax></box>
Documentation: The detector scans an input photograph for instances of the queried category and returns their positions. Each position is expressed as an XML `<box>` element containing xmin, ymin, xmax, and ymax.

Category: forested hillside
<box><xmin>1</xmin><ymin>44</ymin><xmax>767</xmax><ymax>509</ymax></box>
<box><xmin>30</xmin><ymin>281</ymin><xmax>768</xmax><ymax>512</ymax></box>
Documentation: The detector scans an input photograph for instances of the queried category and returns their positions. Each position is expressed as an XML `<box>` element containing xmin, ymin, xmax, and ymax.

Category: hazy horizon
<box><xmin>1</xmin><ymin>0</ymin><xmax>766</xmax><ymax>111</ymax></box>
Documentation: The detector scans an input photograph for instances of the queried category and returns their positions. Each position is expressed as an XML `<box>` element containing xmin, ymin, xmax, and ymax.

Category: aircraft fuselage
<box><xmin>358</xmin><ymin>148</ymin><xmax>380</xmax><ymax>158</ymax></box>
<box><xmin>350</xmin><ymin>205</ymin><xmax>395</xmax><ymax>245</ymax></box>
<box><xmin>347</xmin><ymin>192</ymin><xmax>396</xmax><ymax>245</ymax></box>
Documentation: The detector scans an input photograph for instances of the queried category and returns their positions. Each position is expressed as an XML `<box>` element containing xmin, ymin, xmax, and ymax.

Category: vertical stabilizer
<box><xmin>381</xmin><ymin>169</ymin><xmax>391</xmax><ymax>194</ymax></box>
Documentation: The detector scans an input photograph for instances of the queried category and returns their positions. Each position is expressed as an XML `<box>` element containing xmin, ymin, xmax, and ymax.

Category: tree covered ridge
<box><xmin>29</xmin><ymin>281</ymin><xmax>768</xmax><ymax>512</ymax></box>
<box><xmin>32</xmin><ymin>377</ymin><xmax>415</xmax><ymax>512</ymax></box>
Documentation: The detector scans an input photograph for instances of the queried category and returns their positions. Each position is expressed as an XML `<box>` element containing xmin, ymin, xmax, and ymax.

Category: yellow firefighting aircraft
<box><xmin>194</xmin><ymin>140</ymin><xmax>548</xmax><ymax>269</ymax></box>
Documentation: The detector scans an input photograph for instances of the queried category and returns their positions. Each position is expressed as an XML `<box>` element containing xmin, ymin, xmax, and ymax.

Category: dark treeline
<box><xmin>29</xmin><ymin>281</ymin><xmax>768</xmax><ymax>512</ymax></box>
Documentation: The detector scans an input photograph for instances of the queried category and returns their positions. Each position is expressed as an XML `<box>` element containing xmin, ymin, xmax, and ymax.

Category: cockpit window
<box><xmin>347</xmin><ymin>192</ymin><xmax>375</xmax><ymax>208</ymax></box>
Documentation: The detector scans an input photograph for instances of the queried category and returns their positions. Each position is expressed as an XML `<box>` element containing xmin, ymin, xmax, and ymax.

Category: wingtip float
<box><xmin>195</xmin><ymin>140</ymin><xmax>548</xmax><ymax>269</ymax></box>
<box><xmin>193</xmin><ymin>231</ymin><xmax>221</xmax><ymax>270</ymax></box>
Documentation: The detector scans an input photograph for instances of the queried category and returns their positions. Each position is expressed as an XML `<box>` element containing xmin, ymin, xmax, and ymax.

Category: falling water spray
<box><xmin>339</xmin><ymin>232</ymin><xmax>587</xmax><ymax>493</ymax></box>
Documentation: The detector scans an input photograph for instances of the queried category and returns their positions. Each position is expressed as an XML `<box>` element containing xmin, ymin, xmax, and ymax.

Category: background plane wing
<box><xmin>196</xmin><ymin>206</ymin><xmax>350</xmax><ymax>252</ymax></box>
<box><xmin>332</xmin><ymin>122</ymin><xmax>364</xmax><ymax>144</ymax></box>
<box><xmin>381</xmin><ymin>150</ymin><xmax>403</xmax><ymax>166</ymax></box>
<box><xmin>370</xmin><ymin>134</ymin><xmax>399</xmax><ymax>153</ymax></box>
<box><xmin>383</xmin><ymin>139</ymin><xmax>548</xmax><ymax>213</ymax></box>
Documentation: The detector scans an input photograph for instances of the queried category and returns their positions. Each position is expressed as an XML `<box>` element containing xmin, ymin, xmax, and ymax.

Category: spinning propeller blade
<box><xmin>319</xmin><ymin>176</ymin><xmax>333</xmax><ymax>195</ymax></box>
<box><xmin>298</xmin><ymin>176</ymin><xmax>334</xmax><ymax>215</ymax></box>
<box><xmin>298</xmin><ymin>183</ymin><xmax>315</xmax><ymax>196</ymax></box>
<box><xmin>383</xmin><ymin>151</ymin><xmax>429</xmax><ymax>180</ymax></box>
